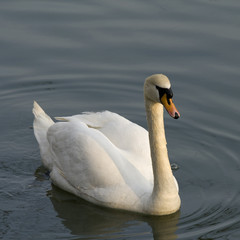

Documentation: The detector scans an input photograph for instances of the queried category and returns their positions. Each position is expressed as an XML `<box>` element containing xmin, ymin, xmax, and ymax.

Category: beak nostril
<box><xmin>174</xmin><ymin>112</ymin><xmax>180</xmax><ymax>119</ymax></box>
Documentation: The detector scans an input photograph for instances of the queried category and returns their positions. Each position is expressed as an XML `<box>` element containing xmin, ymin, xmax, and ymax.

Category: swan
<box><xmin>33</xmin><ymin>74</ymin><xmax>181</xmax><ymax>215</ymax></box>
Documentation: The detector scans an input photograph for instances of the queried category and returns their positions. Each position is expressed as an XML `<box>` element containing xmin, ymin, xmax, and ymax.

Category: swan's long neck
<box><xmin>145</xmin><ymin>99</ymin><xmax>179</xmax><ymax>211</ymax></box>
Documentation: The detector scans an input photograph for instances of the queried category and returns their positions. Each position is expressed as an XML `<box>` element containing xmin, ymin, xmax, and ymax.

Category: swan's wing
<box><xmin>55</xmin><ymin>111</ymin><xmax>153</xmax><ymax>183</ymax></box>
<box><xmin>55</xmin><ymin>111</ymin><xmax>151</xmax><ymax>159</ymax></box>
<box><xmin>47</xmin><ymin>120</ymin><xmax>152</xmax><ymax>206</ymax></box>
<box><xmin>47</xmin><ymin>120</ymin><xmax>124</xmax><ymax>189</ymax></box>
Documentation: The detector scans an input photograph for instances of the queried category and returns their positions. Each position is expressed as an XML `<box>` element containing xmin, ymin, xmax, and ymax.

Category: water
<box><xmin>0</xmin><ymin>0</ymin><xmax>240</xmax><ymax>239</ymax></box>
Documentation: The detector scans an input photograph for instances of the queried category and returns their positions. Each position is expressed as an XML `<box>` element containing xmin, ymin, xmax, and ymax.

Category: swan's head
<box><xmin>144</xmin><ymin>74</ymin><xmax>180</xmax><ymax>119</ymax></box>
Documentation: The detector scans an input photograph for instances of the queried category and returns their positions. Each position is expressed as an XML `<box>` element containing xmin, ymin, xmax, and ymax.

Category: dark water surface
<box><xmin>0</xmin><ymin>0</ymin><xmax>240</xmax><ymax>239</ymax></box>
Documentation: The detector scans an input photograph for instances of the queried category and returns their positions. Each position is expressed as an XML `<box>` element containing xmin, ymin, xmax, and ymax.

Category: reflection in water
<box><xmin>49</xmin><ymin>185</ymin><xmax>180</xmax><ymax>240</ymax></box>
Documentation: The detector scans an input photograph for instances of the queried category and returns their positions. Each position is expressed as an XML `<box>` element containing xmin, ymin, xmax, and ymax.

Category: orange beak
<box><xmin>160</xmin><ymin>94</ymin><xmax>180</xmax><ymax>119</ymax></box>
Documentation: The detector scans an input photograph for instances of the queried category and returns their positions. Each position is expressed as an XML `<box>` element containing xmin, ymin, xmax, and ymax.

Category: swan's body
<box><xmin>33</xmin><ymin>74</ymin><xmax>181</xmax><ymax>215</ymax></box>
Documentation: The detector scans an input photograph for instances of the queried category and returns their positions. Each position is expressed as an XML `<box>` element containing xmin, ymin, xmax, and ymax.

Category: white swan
<box><xmin>33</xmin><ymin>74</ymin><xmax>181</xmax><ymax>215</ymax></box>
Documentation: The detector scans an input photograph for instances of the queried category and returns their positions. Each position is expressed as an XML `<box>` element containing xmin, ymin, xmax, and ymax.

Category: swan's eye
<box><xmin>156</xmin><ymin>86</ymin><xmax>173</xmax><ymax>104</ymax></box>
<box><xmin>166</xmin><ymin>88</ymin><xmax>173</xmax><ymax>99</ymax></box>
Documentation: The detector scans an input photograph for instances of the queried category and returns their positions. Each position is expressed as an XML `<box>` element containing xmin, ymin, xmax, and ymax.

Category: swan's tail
<box><xmin>33</xmin><ymin>101</ymin><xmax>54</xmax><ymax>169</ymax></box>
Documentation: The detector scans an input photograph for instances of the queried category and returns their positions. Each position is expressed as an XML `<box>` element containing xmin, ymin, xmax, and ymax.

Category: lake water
<box><xmin>0</xmin><ymin>0</ymin><xmax>240</xmax><ymax>239</ymax></box>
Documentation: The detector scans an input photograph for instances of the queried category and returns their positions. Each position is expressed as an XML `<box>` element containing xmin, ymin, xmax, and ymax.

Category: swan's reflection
<box><xmin>48</xmin><ymin>184</ymin><xmax>180</xmax><ymax>240</ymax></box>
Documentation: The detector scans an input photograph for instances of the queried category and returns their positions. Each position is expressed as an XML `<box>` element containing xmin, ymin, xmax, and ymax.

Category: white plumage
<box><xmin>33</xmin><ymin>74</ymin><xmax>181</xmax><ymax>215</ymax></box>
